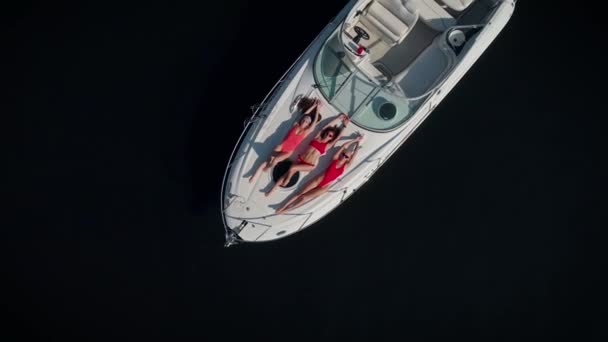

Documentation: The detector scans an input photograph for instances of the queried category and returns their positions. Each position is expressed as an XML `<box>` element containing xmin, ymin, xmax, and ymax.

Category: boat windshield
<box><xmin>313</xmin><ymin>29</ymin><xmax>428</xmax><ymax>132</ymax></box>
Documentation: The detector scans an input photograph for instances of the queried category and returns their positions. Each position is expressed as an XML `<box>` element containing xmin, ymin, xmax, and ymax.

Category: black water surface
<box><xmin>7</xmin><ymin>1</ymin><xmax>606</xmax><ymax>341</ymax></box>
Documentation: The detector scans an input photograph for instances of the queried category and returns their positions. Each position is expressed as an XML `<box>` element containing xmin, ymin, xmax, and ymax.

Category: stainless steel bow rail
<box><xmin>220</xmin><ymin>17</ymin><xmax>342</xmax><ymax>247</ymax></box>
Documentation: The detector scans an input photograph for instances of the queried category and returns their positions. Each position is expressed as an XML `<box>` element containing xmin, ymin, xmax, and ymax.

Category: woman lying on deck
<box><xmin>275</xmin><ymin>135</ymin><xmax>363</xmax><ymax>214</ymax></box>
<box><xmin>249</xmin><ymin>98</ymin><xmax>322</xmax><ymax>184</ymax></box>
<box><xmin>265</xmin><ymin>113</ymin><xmax>351</xmax><ymax>196</ymax></box>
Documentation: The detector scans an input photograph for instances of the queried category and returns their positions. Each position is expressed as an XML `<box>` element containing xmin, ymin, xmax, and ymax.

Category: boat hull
<box><xmin>221</xmin><ymin>0</ymin><xmax>516</xmax><ymax>244</ymax></box>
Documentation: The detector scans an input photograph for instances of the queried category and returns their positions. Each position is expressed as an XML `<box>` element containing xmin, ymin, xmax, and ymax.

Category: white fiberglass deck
<box><xmin>222</xmin><ymin>0</ymin><xmax>517</xmax><ymax>243</ymax></box>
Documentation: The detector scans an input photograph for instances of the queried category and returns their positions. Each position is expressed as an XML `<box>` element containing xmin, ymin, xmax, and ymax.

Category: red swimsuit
<box><xmin>297</xmin><ymin>139</ymin><xmax>329</xmax><ymax>166</ymax></box>
<box><xmin>317</xmin><ymin>159</ymin><xmax>345</xmax><ymax>188</ymax></box>
<box><xmin>281</xmin><ymin>126</ymin><xmax>305</xmax><ymax>152</ymax></box>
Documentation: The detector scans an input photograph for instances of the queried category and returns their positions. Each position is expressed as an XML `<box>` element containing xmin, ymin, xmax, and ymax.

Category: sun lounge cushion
<box><xmin>396</xmin><ymin>38</ymin><xmax>453</xmax><ymax>98</ymax></box>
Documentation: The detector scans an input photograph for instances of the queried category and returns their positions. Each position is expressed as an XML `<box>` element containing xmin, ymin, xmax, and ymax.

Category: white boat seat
<box><xmin>408</xmin><ymin>0</ymin><xmax>457</xmax><ymax>31</ymax></box>
<box><xmin>439</xmin><ymin>0</ymin><xmax>475</xmax><ymax>12</ymax></box>
<box><xmin>356</xmin><ymin>0</ymin><xmax>418</xmax><ymax>46</ymax></box>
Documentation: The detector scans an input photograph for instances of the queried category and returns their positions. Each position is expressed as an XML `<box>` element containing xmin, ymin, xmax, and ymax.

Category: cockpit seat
<box><xmin>355</xmin><ymin>0</ymin><xmax>418</xmax><ymax>47</ymax></box>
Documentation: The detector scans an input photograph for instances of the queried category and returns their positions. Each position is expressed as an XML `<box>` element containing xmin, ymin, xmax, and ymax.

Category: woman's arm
<box><xmin>323</xmin><ymin>113</ymin><xmax>348</xmax><ymax>131</ymax></box>
<box><xmin>294</xmin><ymin>99</ymin><xmax>319</xmax><ymax>130</ymax></box>
<box><xmin>304</xmin><ymin>101</ymin><xmax>322</xmax><ymax>134</ymax></box>
<box><xmin>327</xmin><ymin>115</ymin><xmax>351</xmax><ymax>148</ymax></box>
<box><xmin>346</xmin><ymin>140</ymin><xmax>362</xmax><ymax>167</ymax></box>
<box><xmin>333</xmin><ymin>136</ymin><xmax>361</xmax><ymax>160</ymax></box>
<box><xmin>303</xmin><ymin>98</ymin><xmax>319</xmax><ymax>115</ymax></box>
<box><xmin>316</xmin><ymin>113</ymin><xmax>349</xmax><ymax>139</ymax></box>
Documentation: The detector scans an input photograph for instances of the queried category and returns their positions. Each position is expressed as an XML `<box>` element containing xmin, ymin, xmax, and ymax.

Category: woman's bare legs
<box><xmin>265</xmin><ymin>162</ymin><xmax>315</xmax><ymax>197</ymax></box>
<box><xmin>266</xmin><ymin>151</ymin><xmax>291</xmax><ymax>171</ymax></box>
<box><xmin>277</xmin><ymin>186</ymin><xmax>329</xmax><ymax>214</ymax></box>
<box><xmin>280</xmin><ymin>163</ymin><xmax>315</xmax><ymax>187</ymax></box>
<box><xmin>275</xmin><ymin>175</ymin><xmax>323</xmax><ymax>213</ymax></box>
<box><xmin>297</xmin><ymin>174</ymin><xmax>324</xmax><ymax>197</ymax></box>
<box><xmin>249</xmin><ymin>149</ymin><xmax>291</xmax><ymax>184</ymax></box>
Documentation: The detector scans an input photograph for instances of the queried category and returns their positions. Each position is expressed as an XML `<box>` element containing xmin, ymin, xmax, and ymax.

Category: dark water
<box><xmin>8</xmin><ymin>1</ymin><xmax>606</xmax><ymax>340</ymax></box>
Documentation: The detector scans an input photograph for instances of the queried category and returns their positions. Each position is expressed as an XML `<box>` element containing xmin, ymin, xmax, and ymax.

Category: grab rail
<box><xmin>219</xmin><ymin>16</ymin><xmax>343</xmax><ymax>247</ymax></box>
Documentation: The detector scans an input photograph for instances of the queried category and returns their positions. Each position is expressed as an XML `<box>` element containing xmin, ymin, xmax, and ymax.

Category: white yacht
<box><xmin>221</xmin><ymin>0</ymin><xmax>516</xmax><ymax>245</ymax></box>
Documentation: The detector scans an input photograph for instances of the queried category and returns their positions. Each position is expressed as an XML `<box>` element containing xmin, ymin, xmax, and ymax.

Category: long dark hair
<box><xmin>299</xmin><ymin>111</ymin><xmax>322</xmax><ymax>128</ymax></box>
<box><xmin>297</xmin><ymin>97</ymin><xmax>316</xmax><ymax>111</ymax></box>
<box><xmin>320</xmin><ymin>126</ymin><xmax>341</xmax><ymax>143</ymax></box>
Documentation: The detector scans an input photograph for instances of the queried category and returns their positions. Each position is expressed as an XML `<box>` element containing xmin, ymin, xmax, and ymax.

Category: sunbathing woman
<box><xmin>249</xmin><ymin>98</ymin><xmax>322</xmax><ymax>183</ymax></box>
<box><xmin>265</xmin><ymin>113</ymin><xmax>351</xmax><ymax>196</ymax></box>
<box><xmin>275</xmin><ymin>135</ymin><xmax>362</xmax><ymax>214</ymax></box>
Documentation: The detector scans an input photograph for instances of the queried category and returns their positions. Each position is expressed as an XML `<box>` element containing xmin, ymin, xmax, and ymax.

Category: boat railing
<box><xmin>220</xmin><ymin>16</ymin><xmax>343</xmax><ymax>247</ymax></box>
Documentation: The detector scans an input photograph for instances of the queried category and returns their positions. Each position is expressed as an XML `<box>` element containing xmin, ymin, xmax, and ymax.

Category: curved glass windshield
<box><xmin>313</xmin><ymin>29</ymin><xmax>428</xmax><ymax>132</ymax></box>
<box><xmin>313</xmin><ymin>31</ymin><xmax>356</xmax><ymax>100</ymax></box>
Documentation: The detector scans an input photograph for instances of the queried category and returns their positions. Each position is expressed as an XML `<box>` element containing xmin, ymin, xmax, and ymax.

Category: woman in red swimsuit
<box><xmin>249</xmin><ymin>98</ymin><xmax>322</xmax><ymax>183</ymax></box>
<box><xmin>265</xmin><ymin>113</ymin><xmax>351</xmax><ymax>196</ymax></box>
<box><xmin>275</xmin><ymin>135</ymin><xmax>362</xmax><ymax>214</ymax></box>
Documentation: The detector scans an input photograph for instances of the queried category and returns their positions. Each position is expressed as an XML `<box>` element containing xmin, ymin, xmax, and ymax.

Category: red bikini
<box><xmin>297</xmin><ymin>155</ymin><xmax>315</xmax><ymax>166</ymax></box>
<box><xmin>297</xmin><ymin>139</ymin><xmax>329</xmax><ymax>166</ymax></box>
<box><xmin>309</xmin><ymin>139</ymin><xmax>328</xmax><ymax>155</ymax></box>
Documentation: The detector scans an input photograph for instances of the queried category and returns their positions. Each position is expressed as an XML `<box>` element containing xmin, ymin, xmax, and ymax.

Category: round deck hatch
<box><xmin>272</xmin><ymin>160</ymin><xmax>300</xmax><ymax>188</ymax></box>
<box><xmin>378</xmin><ymin>102</ymin><xmax>397</xmax><ymax>120</ymax></box>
